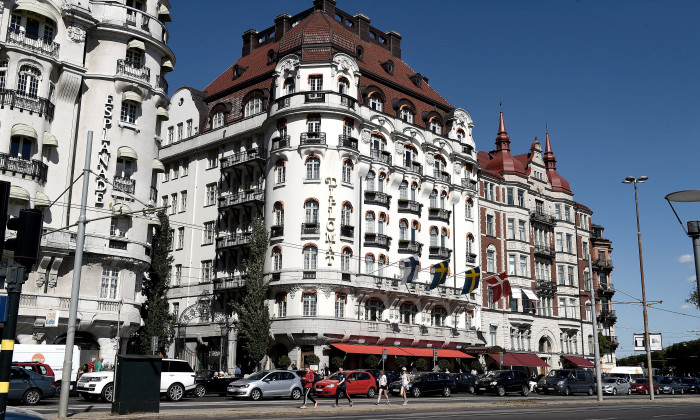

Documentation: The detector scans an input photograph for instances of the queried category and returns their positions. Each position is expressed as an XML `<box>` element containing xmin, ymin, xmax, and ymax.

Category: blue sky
<box><xmin>165</xmin><ymin>0</ymin><xmax>700</xmax><ymax>357</ymax></box>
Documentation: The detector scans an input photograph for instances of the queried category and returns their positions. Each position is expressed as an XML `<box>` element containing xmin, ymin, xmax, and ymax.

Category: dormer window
<box><xmin>244</xmin><ymin>97</ymin><xmax>263</xmax><ymax>117</ymax></box>
<box><xmin>409</xmin><ymin>73</ymin><xmax>425</xmax><ymax>87</ymax></box>
<box><xmin>429</xmin><ymin>118</ymin><xmax>442</xmax><ymax>135</ymax></box>
<box><xmin>380</xmin><ymin>60</ymin><xmax>394</xmax><ymax>75</ymax></box>
<box><xmin>400</xmin><ymin>107</ymin><xmax>414</xmax><ymax>124</ymax></box>
<box><xmin>368</xmin><ymin>93</ymin><xmax>383</xmax><ymax>112</ymax></box>
<box><xmin>356</xmin><ymin>46</ymin><xmax>364</xmax><ymax>61</ymax></box>
<box><xmin>212</xmin><ymin>112</ymin><xmax>225</xmax><ymax>129</ymax></box>
<box><xmin>232</xmin><ymin>65</ymin><xmax>247</xmax><ymax>80</ymax></box>
<box><xmin>267</xmin><ymin>49</ymin><xmax>276</xmax><ymax>64</ymax></box>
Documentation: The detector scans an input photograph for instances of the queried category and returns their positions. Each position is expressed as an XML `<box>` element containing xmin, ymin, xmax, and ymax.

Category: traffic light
<box><xmin>5</xmin><ymin>208</ymin><xmax>43</xmax><ymax>269</ymax></box>
<box><xmin>0</xmin><ymin>180</ymin><xmax>10</xmax><ymax>255</ymax></box>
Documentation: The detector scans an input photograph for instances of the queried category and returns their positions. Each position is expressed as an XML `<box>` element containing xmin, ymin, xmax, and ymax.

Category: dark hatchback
<box><xmin>9</xmin><ymin>367</ymin><xmax>56</xmax><ymax>405</ymax></box>
<box><xmin>192</xmin><ymin>370</ymin><xmax>242</xmax><ymax>397</ymax></box>
<box><xmin>389</xmin><ymin>372</ymin><xmax>456</xmax><ymax>398</ymax></box>
<box><xmin>452</xmin><ymin>372</ymin><xmax>478</xmax><ymax>393</ymax></box>
<box><xmin>681</xmin><ymin>378</ymin><xmax>699</xmax><ymax>394</ymax></box>
<box><xmin>476</xmin><ymin>370</ymin><xmax>530</xmax><ymax>396</ymax></box>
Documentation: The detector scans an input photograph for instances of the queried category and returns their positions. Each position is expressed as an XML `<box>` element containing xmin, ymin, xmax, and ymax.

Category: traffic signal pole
<box><xmin>0</xmin><ymin>267</ymin><xmax>26</xmax><ymax>420</ymax></box>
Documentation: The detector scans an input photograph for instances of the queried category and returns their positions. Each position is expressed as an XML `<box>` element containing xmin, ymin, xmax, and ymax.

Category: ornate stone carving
<box><xmin>319</xmin><ymin>285</ymin><xmax>333</xmax><ymax>298</ymax></box>
<box><xmin>67</xmin><ymin>25</ymin><xmax>86</xmax><ymax>43</ymax></box>
<box><xmin>454</xmin><ymin>165</ymin><xmax>461</xmax><ymax>175</ymax></box>
<box><xmin>453</xmin><ymin>109</ymin><xmax>469</xmax><ymax>126</ymax></box>
<box><xmin>336</xmin><ymin>57</ymin><xmax>353</xmax><ymax>73</ymax></box>
<box><xmin>361</xmin><ymin>130</ymin><xmax>371</xmax><ymax>144</ymax></box>
<box><xmin>278</xmin><ymin>56</ymin><xmax>300</xmax><ymax>74</ymax></box>
<box><xmin>395</xmin><ymin>143</ymin><xmax>404</xmax><ymax>155</ymax></box>
<box><xmin>426</xmin><ymin>155</ymin><xmax>434</xmax><ymax>165</ymax></box>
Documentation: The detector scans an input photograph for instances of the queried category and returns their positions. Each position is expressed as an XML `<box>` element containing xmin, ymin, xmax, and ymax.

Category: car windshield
<box><xmin>326</xmin><ymin>373</ymin><xmax>339</xmax><ymax>381</ymax></box>
<box><xmin>548</xmin><ymin>370</ymin><xmax>570</xmax><ymax>378</ymax></box>
<box><xmin>681</xmin><ymin>378</ymin><xmax>695</xmax><ymax>383</ymax></box>
<box><xmin>410</xmin><ymin>374</ymin><xmax>425</xmax><ymax>381</ymax></box>
<box><xmin>602</xmin><ymin>378</ymin><xmax>618</xmax><ymax>383</ymax></box>
<box><xmin>659</xmin><ymin>378</ymin><xmax>672</xmax><ymax>384</ymax></box>
<box><xmin>634</xmin><ymin>379</ymin><xmax>648</xmax><ymax>384</ymax></box>
<box><xmin>196</xmin><ymin>370</ymin><xmax>214</xmax><ymax>379</ymax></box>
<box><xmin>247</xmin><ymin>371</ymin><xmax>270</xmax><ymax>381</ymax></box>
<box><xmin>484</xmin><ymin>370</ymin><xmax>507</xmax><ymax>378</ymax></box>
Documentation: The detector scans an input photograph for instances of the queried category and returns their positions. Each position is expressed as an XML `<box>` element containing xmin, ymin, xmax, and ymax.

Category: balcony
<box><xmin>461</xmin><ymin>178</ymin><xmax>477</xmax><ymax>192</ymax></box>
<box><xmin>530</xmin><ymin>210</ymin><xmax>557</xmax><ymax>226</ymax></box>
<box><xmin>216</xmin><ymin>233</ymin><xmax>252</xmax><ymax>251</ymax></box>
<box><xmin>432</xmin><ymin>171</ymin><xmax>451</xmax><ymax>184</ymax></box>
<box><xmin>305</xmin><ymin>91</ymin><xmax>325</xmax><ymax>103</ymax></box>
<box><xmin>301</xmin><ymin>223</ymin><xmax>320</xmax><ymax>236</ymax></box>
<box><xmin>340</xmin><ymin>224</ymin><xmax>354</xmax><ymax>238</ymax></box>
<box><xmin>221</xmin><ymin>148</ymin><xmax>267</xmax><ymax>170</ymax></box>
<box><xmin>113</xmin><ymin>176</ymin><xmax>136</xmax><ymax>194</ymax></box>
<box><xmin>466</xmin><ymin>253</ymin><xmax>477</xmax><ymax>264</ymax></box>
<box><xmin>116</xmin><ymin>59</ymin><xmax>151</xmax><ymax>82</ymax></box>
<box><xmin>126</xmin><ymin>8</ymin><xmax>151</xmax><ymax>29</ymax></box>
<box><xmin>598</xmin><ymin>309</ymin><xmax>617</xmax><ymax>323</ymax></box>
<box><xmin>429</xmin><ymin>246</ymin><xmax>451</xmax><ymax>259</ymax></box>
<box><xmin>364</xmin><ymin>191</ymin><xmax>391</xmax><ymax>208</ymax></box>
<box><xmin>598</xmin><ymin>282</ymin><xmax>616</xmax><ymax>295</ymax></box>
<box><xmin>398</xmin><ymin>240</ymin><xmax>423</xmax><ymax>255</ymax></box>
<box><xmin>271</xmin><ymin>135</ymin><xmax>291</xmax><ymax>151</ymax></box>
<box><xmin>609</xmin><ymin>335</ymin><xmax>619</xmax><ymax>348</ymax></box>
<box><xmin>338</xmin><ymin>135</ymin><xmax>358</xmax><ymax>151</ymax></box>
<box><xmin>535</xmin><ymin>279</ymin><xmax>557</xmax><ymax>296</ymax></box>
<box><xmin>401</xmin><ymin>161</ymin><xmax>423</xmax><ymax>176</ymax></box>
<box><xmin>462</xmin><ymin>145</ymin><xmax>474</xmax><ymax>156</ymax></box>
<box><xmin>213</xmin><ymin>276</ymin><xmax>245</xmax><ymax>291</ymax></box>
<box><xmin>218</xmin><ymin>189</ymin><xmax>264</xmax><ymax>209</ymax></box>
<box><xmin>534</xmin><ymin>244</ymin><xmax>555</xmax><ymax>259</ymax></box>
<box><xmin>5</xmin><ymin>28</ymin><xmax>60</xmax><ymax>59</ymax></box>
<box><xmin>0</xmin><ymin>90</ymin><xmax>55</xmax><ymax>121</ymax></box>
<box><xmin>270</xmin><ymin>225</ymin><xmax>284</xmax><ymax>238</ymax></box>
<box><xmin>364</xmin><ymin>233</ymin><xmax>390</xmax><ymax>249</ymax></box>
<box><xmin>156</xmin><ymin>75</ymin><xmax>169</xmax><ymax>95</ymax></box>
<box><xmin>300</xmin><ymin>132</ymin><xmax>326</xmax><ymax>146</ymax></box>
<box><xmin>428</xmin><ymin>208</ymin><xmax>451</xmax><ymax>223</ymax></box>
<box><xmin>593</xmin><ymin>258</ymin><xmax>614</xmax><ymax>271</ymax></box>
<box><xmin>370</xmin><ymin>149</ymin><xmax>392</xmax><ymax>165</ymax></box>
<box><xmin>0</xmin><ymin>153</ymin><xmax>48</xmax><ymax>183</ymax></box>
<box><xmin>397</xmin><ymin>199</ymin><xmax>422</xmax><ymax>216</ymax></box>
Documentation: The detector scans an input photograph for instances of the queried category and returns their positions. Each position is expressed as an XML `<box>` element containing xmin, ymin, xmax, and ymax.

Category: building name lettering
<box><xmin>95</xmin><ymin>95</ymin><xmax>113</xmax><ymax>206</ymax></box>
<box><xmin>325</xmin><ymin>177</ymin><xmax>337</xmax><ymax>265</ymax></box>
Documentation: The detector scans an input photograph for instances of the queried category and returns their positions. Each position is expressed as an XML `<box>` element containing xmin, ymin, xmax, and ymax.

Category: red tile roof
<box><xmin>203</xmin><ymin>42</ymin><xmax>279</xmax><ymax>98</ymax></box>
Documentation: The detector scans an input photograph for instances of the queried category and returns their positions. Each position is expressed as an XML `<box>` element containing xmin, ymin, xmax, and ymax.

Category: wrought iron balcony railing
<box><xmin>113</xmin><ymin>176</ymin><xmax>136</xmax><ymax>194</ymax></box>
<box><xmin>5</xmin><ymin>28</ymin><xmax>60</xmax><ymax>59</ymax></box>
<box><xmin>338</xmin><ymin>135</ymin><xmax>358</xmax><ymax>150</ymax></box>
<box><xmin>300</xmin><ymin>132</ymin><xmax>326</xmax><ymax>146</ymax></box>
<box><xmin>364</xmin><ymin>191</ymin><xmax>391</xmax><ymax>208</ymax></box>
<box><xmin>116</xmin><ymin>59</ymin><xmax>151</xmax><ymax>82</ymax></box>
<box><xmin>397</xmin><ymin>199</ymin><xmax>422</xmax><ymax>215</ymax></box>
<box><xmin>0</xmin><ymin>90</ymin><xmax>55</xmax><ymax>121</ymax></box>
<box><xmin>428</xmin><ymin>208</ymin><xmax>451</xmax><ymax>223</ymax></box>
<box><xmin>0</xmin><ymin>153</ymin><xmax>48</xmax><ymax>183</ymax></box>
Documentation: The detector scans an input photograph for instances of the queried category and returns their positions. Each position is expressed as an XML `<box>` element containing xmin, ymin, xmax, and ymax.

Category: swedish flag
<box><xmin>429</xmin><ymin>260</ymin><xmax>449</xmax><ymax>290</ymax></box>
<box><xmin>462</xmin><ymin>267</ymin><xmax>481</xmax><ymax>295</ymax></box>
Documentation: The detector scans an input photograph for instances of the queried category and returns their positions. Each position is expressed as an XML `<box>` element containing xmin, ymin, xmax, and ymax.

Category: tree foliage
<box><xmin>365</xmin><ymin>354</ymin><xmax>381</xmax><ymax>368</ymax></box>
<box><xmin>137</xmin><ymin>210</ymin><xmax>175</xmax><ymax>355</ymax></box>
<box><xmin>617</xmin><ymin>338</ymin><xmax>700</xmax><ymax>376</ymax></box>
<box><xmin>305</xmin><ymin>353</ymin><xmax>320</xmax><ymax>366</ymax></box>
<box><xmin>330</xmin><ymin>356</ymin><xmax>345</xmax><ymax>371</ymax></box>
<box><xmin>276</xmin><ymin>355</ymin><xmax>291</xmax><ymax>370</ymax></box>
<box><xmin>232</xmin><ymin>216</ymin><xmax>271</xmax><ymax>371</ymax></box>
<box><xmin>437</xmin><ymin>359</ymin><xmax>451</xmax><ymax>371</ymax></box>
<box><xmin>394</xmin><ymin>356</ymin><xmax>408</xmax><ymax>371</ymax></box>
<box><xmin>415</xmin><ymin>358</ymin><xmax>428</xmax><ymax>371</ymax></box>
<box><xmin>598</xmin><ymin>331</ymin><xmax>611</xmax><ymax>357</ymax></box>
<box><xmin>687</xmin><ymin>284</ymin><xmax>699</xmax><ymax>309</ymax></box>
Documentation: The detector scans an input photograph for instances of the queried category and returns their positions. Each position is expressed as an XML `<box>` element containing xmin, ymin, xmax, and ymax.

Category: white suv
<box><xmin>76</xmin><ymin>359</ymin><xmax>196</xmax><ymax>402</ymax></box>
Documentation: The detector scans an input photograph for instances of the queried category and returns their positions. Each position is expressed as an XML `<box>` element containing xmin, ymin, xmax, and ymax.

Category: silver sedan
<box><xmin>601</xmin><ymin>378</ymin><xmax>631</xmax><ymax>395</ymax></box>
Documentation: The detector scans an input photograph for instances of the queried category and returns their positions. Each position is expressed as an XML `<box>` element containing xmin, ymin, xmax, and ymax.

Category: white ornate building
<box><xmin>159</xmin><ymin>0</ymin><xmax>482</xmax><ymax>371</ymax></box>
<box><xmin>0</xmin><ymin>0</ymin><xmax>174</xmax><ymax>370</ymax></box>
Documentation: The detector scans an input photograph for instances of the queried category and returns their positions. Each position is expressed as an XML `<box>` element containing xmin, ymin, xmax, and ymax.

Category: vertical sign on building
<box><xmin>95</xmin><ymin>95</ymin><xmax>113</xmax><ymax>206</ymax></box>
<box><xmin>325</xmin><ymin>177</ymin><xmax>337</xmax><ymax>265</ymax></box>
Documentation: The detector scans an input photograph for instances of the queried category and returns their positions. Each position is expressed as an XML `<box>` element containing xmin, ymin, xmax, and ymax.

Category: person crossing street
<box><xmin>299</xmin><ymin>365</ymin><xmax>318</xmax><ymax>409</ymax></box>
<box><xmin>334</xmin><ymin>367</ymin><xmax>353</xmax><ymax>407</ymax></box>
<box><xmin>376</xmin><ymin>369</ymin><xmax>390</xmax><ymax>405</ymax></box>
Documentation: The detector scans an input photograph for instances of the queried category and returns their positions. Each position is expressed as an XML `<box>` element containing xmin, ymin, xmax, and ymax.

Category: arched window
<box><xmin>243</xmin><ymin>97</ymin><xmax>263</xmax><ymax>117</ymax></box>
<box><xmin>212</xmin><ymin>111</ymin><xmax>225</xmax><ymax>129</ymax></box>
<box><xmin>433</xmin><ymin>155</ymin><xmax>445</xmax><ymax>178</ymax></box>
<box><xmin>341</xmin><ymin>203</ymin><xmax>352</xmax><ymax>226</ymax></box>
<box><xmin>341</xmin><ymin>248</ymin><xmax>352</xmax><ymax>272</ymax></box>
<box><xmin>365</xmin><ymin>299</ymin><xmax>384</xmax><ymax>321</ymax></box>
<box><xmin>275</xmin><ymin>160</ymin><xmax>286</xmax><ymax>184</ymax></box>
<box><xmin>272</xmin><ymin>247</ymin><xmax>282</xmax><ymax>271</ymax></box>
<box><xmin>335</xmin><ymin>293</ymin><xmax>346</xmax><ymax>318</ymax></box>
<box><xmin>411</xmin><ymin>221</ymin><xmax>419</xmax><ymax>241</ymax></box>
<box><xmin>304</xmin><ymin>199</ymin><xmax>319</xmax><ymax>224</ymax></box>
<box><xmin>378</xmin><ymin>173</ymin><xmax>386</xmax><ymax>193</ymax></box>
<box><xmin>432</xmin><ymin>306</ymin><xmax>447</xmax><ymax>326</ymax></box>
<box><xmin>0</xmin><ymin>59</ymin><xmax>8</xmax><ymax>91</ymax></box>
<box><xmin>378</xmin><ymin>255</ymin><xmax>387</xmax><ymax>277</ymax></box>
<box><xmin>399</xmin><ymin>180</ymin><xmax>408</xmax><ymax>200</ymax></box>
<box><xmin>17</xmin><ymin>65</ymin><xmax>41</xmax><ymax>97</ymax></box>
<box><xmin>338</xmin><ymin>77</ymin><xmax>349</xmax><ymax>95</ymax></box>
<box><xmin>378</xmin><ymin>213</ymin><xmax>386</xmax><ymax>235</ymax></box>
<box><xmin>430</xmin><ymin>227</ymin><xmax>438</xmax><ymax>247</ymax></box>
<box><xmin>441</xmin><ymin>228</ymin><xmax>448</xmax><ymax>248</ymax></box>
<box><xmin>399</xmin><ymin>219</ymin><xmax>408</xmax><ymax>241</ymax></box>
<box><xmin>284</xmin><ymin>78</ymin><xmax>295</xmax><ymax>95</ymax></box>
<box><xmin>368</xmin><ymin>93</ymin><xmax>383</xmax><ymax>112</ymax></box>
<box><xmin>429</xmin><ymin>190</ymin><xmax>438</xmax><ymax>209</ymax></box>
<box><xmin>343</xmin><ymin>118</ymin><xmax>354</xmax><ymax>138</ymax></box>
<box><xmin>400</xmin><ymin>107</ymin><xmax>414</xmax><ymax>123</ymax></box>
<box><xmin>342</xmin><ymin>160</ymin><xmax>353</xmax><ymax>184</ymax></box>
<box><xmin>303</xmin><ymin>245</ymin><xmax>318</xmax><ymax>270</ymax></box>
<box><xmin>370</xmin><ymin>134</ymin><xmax>386</xmax><ymax>153</ymax></box>
<box><xmin>411</xmin><ymin>183</ymin><xmax>418</xmax><ymax>201</ymax></box>
<box><xmin>365</xmin><ymin>254</ymin><xmax>375</xmax><ymax>274</ymax></box>
<box><xmin>365</xmin><ymin>211</ymin><xmax>375</xmax><ymax>233</ymax></box>
<box><xmin>275</xmin><ymin>293</ymin><xmax>287</xmax><ymax>318</ymax></box>
<box><xmin>487</xmin><ymin>247</ymin><xmax>496</xmax><ymax>273</ymax></box>
<box><xmin>466</xmin><ymin>235</ymin><xmax>474</xmax><ymax>256</ymax></box>
<box><xmin>457</xmin><ymin>129</ymin><xmax>465</xmax><ymax>142</ymax></box>
<box><xmin>306</xmin><ymin>156</ymin><xmax>320</xmax><ymax>180</ymax></box>
<box><xmin>429</xmin><ymin>118</ymin><xmax>441</xmax><ymax>135</ymax></box>
<box><xmin>465</xmin><ymin>198</ymin><xmax>473</xmax><ymax>219</ymax></box>
<box><xmin>440</xmin><ymin>191</ymin><xmax>447</xmax><ymax>209</ymax></box>
<box><xmin>302</xmin><ymin>293</ymin><xmax>317</xmax><ymax>317</ymax></box>
<box><xmin>273</xmin><ymin>202</ymin><xmax>284</xmax><ymax>227</ymax></box>
<box><xmin>366</xmin><ymin>172</ymin><xmax>375</xmax><ymax>191</ymax></box>
<box><xmin>400</xmin><ymin>303</ymin><xmax>418</xmax><ymax>324</ymax></box>
<box><xmin>404</xmin><ymin>144</ymin><xmax>417</xmax><ymax>169</ymax></box>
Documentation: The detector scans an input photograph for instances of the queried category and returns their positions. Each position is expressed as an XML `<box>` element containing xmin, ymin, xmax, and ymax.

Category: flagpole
<box><xmin>453</xmin><ymin>203</ymin><xmax>457</xmax><ymax>290</ymax></box>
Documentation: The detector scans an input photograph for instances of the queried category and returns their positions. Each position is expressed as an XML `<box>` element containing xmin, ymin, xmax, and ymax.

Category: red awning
<box><xmin>400</xmin><ymin>347</ymin><xmax>435</xmax><ymax>358</ymax></box>
<box><xmin>438</xmin><ymin>349</ymin><xmax>474</xmax><ymax>359</ymax></box>
<box><xmin>489</xmin><ymin>353</ymin><xmax>549</xmax><ymax>367</ymax></box>
<box><xmin>330</xmin><ymin>344</ymin><xmax>411</xmax><ymax>356</ymax></box>
<box><xmin>489</xmin><ymin>353</ymin><xmax>524</xmax><ymax>366</ymax></box>
<box><xmin>562</xmin><ymin>355</ymin><xmax>595</xmax><ymax>368</ymax></box>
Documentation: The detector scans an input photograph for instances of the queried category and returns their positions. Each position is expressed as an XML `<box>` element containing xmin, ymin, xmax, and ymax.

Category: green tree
<box><xmin>437</xmin><ymin>359</ymin><xmax>450</xmax><ymax>371</ymax></box>
<box><xmin>394</xmin><ymin>356</ymin><xmax>408</xmax><ymax>371</ymax></box>
<box><xmin>365</xmin><ymin>354</ymin><xmax>381</xmax><ymax>368</ymax></box>
<box><xmin>330</xmin><ymin>356</ymin><xmax>345</xmax><ymax>372</ymax></box>
<box><xmin>277</xmin><ymin>355</ymin><xmax>291</xmax><ymax>370</ymax></box>
<box><xmin>415</xmin><ymin>358</ymin><xmax>428</xmax><ymax>371</ymax></box>
<box><xmin>233</xmin><ymin>216</ymin><xmax>271</xmax><ymax>371</ymax></box>
<box><xmin>687</xmin><ymin>284</ymin><xmax>699</xmax><ymax>309</ymax></box>
<box><xmin>598</xmin><ymin>332</ymin><xmax>611</xmax><ymax>356</ymax></box>
<box><xmin>305</xmin><ymin>353</ymin><xmax>320</xmax><ymax>366</ymax></box>
<box><xmin>137</xmin><ymin>211</ymin><xmax>175</xmax><ymax>355</ymax></box>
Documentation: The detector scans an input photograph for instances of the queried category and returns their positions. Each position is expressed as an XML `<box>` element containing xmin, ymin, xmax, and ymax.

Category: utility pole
<box><xmin>58</xmin><ymin>132</ymin><xmax>92</xmax><ymax>418</ymax></box>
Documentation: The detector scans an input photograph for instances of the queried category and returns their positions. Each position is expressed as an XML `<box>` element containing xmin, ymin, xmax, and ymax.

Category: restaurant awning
<box><xmin>522</xmin><ymin>288</ymin><xmax>538</xmax><ymax>301</ymax></box>
<box><xmin>489</xmin><ymin>352</ymin><xmax>549</xmax><ymax>367</ymax></box>
<box><xmin>330</xmin><ymin>344</ymin><xmax>411</xmax><ymax>356</ymax></box>
<box><xmin>489</xmin><ymin>353</ymin><xmax>523</xmax><ymax>367</ymax></box>
<box><xmin>437</xmin><ymin>349</ymin><xmax>474</xmax><ymax>359</ymax></box>
<box><xmin>561</xmin><ymin>355</ymin><xmax>595</xmax><ymax>368</ymax></box>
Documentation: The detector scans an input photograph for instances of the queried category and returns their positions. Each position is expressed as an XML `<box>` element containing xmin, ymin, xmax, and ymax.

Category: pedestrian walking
<box><xmin>299</xmin><ymin>365</ymin><xmax>318</xmax><ymax>409</ymax></box>
<box><xmin>399</xmin><ymin>367</ymin><xmax>410</xmax><ymax>406</ymax></box>
<box><xmin>334</xmin><ymin>367</ymin><xmax>353</xmax><ymax>407</ymax></box>
<box><xmin>375</xmin><ymin>369</ymin><xmax>390</xmax><ymax>405</ymax></box>
<box><xmin>95</xmin><ymin>358</ymin><xmax>104</xmax><ymax>372</ymax></box>
<box><xmin>321</xmin><ymin>363</ymin><xmax>330</xmax><ymax>378</ymax></box>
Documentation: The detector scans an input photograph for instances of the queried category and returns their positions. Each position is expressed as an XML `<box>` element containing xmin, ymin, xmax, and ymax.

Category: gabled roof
<box><xmin>203</xmin><ymin>42</ymin><xmax>279</xmax><ymax>98</ymax></box>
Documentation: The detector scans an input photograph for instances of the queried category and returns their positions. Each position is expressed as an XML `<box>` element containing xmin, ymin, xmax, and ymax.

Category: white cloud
<box><xmin>680</xmin><ymin>304</ymin><xmax>692</xmax><ymax>309</ymax></box>
<box><xmin>678</xmin><ymin>254</ymin><xmax>693</xmax><ymax>263</ymax></box>
<box><xmin>687</xmin><ymin>275</ymin><xmax>697</xmax><ymax>282</ymax></box>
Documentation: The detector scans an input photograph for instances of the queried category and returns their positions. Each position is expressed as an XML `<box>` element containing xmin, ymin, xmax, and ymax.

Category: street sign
<box><xmin>45</xmin><ymin>310</ymin><xmax>59</xmax><ymax>327</ymax></box>
<box><xmin>382</xmin><ymin>349</ymin><xmax>387</xmax><ymax>361</ymax></box>
<box><xmin>633</xmin><ymin>333</ymin><xmax>662</xmax><ymax>351</ymax></box>
<box><xmin>151</xmin><ymin>336</ymin><xmax>158</xmax><ymax>355</ymax></box>
<box><xmin>433</xmin><ymin>348</ymin><xmax>438</xmax><ymax>363</ymax></box>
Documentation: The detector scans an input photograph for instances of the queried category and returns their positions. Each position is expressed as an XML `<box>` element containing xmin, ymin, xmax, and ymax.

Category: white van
<box><xmin>607</xmin><ymin>366</ymin><xmax>644</xmax><ymax>382</ymax></box>
<box><xmin>13</xmin><ymin>344</ymin><xmax>81</xmax><ymax>394</ymax></box>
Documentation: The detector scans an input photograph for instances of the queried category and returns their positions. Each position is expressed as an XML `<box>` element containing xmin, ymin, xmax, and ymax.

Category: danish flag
<box><xmin>485</xmin><ymin>272</ymin><xmax>512</xmax><ymax>301</ymax></box>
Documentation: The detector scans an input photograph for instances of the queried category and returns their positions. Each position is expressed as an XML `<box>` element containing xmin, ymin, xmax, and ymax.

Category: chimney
<box><xmin>241</xmin><ymin>29</ymin><xmax>258</xmax><ymax>57</ymax></box>
<box><xmin>354</xmin><ymin>13</ymin><xmax>371</xmax><ymax>43</ymax></box>
<box><xmin>386</xmin><ymin>30</ymin><xmax>402</xmax><ymax>59</ymax></box>
<box><xmin>274</xmin><ymin>13</ymin><xmax>291</xmax><ymax>42</ymax></box>
<box><xmin>313</xmin><ymin>0</ymin><xmax>336</xmax><ymax>15</ymax></box>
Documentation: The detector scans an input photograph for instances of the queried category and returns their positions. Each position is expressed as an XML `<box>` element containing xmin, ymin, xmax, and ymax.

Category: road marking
<box><xmin>652</xmin><ymin>415</ymin><xmax>685</xmax><ymax>418</ymax></box>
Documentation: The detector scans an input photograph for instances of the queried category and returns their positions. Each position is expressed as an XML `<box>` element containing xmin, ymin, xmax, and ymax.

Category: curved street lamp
<box><xmin>664</xmin><ymin>189</ymin><xmax>700</xmax><ymax>306</ymax></box>
<box><xmin>622</xmin><ymin>175</ymin><xmax>654</xmax><ymax>401</ymax></box>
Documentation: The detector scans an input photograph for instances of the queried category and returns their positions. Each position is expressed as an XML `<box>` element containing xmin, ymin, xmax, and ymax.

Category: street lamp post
<box><xmin>622</xmin><ymin>175</ymin><xmax>654</xmax><ymax>401</ymax></box>
<box><xmin>664</xmin><ymin>189</ymin><xmax>700</xmax><ymax>307</ymax></box>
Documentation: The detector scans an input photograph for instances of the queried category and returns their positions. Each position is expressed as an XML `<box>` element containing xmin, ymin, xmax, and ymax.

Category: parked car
<box><xmin>601</xmin><ymin>377</ymin><xmax>630</xmax><ymax>395</ymax></box>
<box><xmin>680</xmin><ymin>378</ymin><xmax>699</xmax><ymax>394</ymax></box>
<box><xmin>658</xmin><ymin>377</ymin><xmax>684</xmax><ymax>395</ymax></box>
<box><xmin>362</xmin><ymin>369</ymin><xmax>398</xmax><ymax>390</ymax></box>
<box><xmin>475</xmin><ymin>370</ymin><xmax>530</xmax><ymax>396</ymax></box>
<box><xmin>228</xmin><ymin>370</ymin><xmax>302</xmax><ymax>401</ymax></box>
<box><xmin>452</xmin><ymin>372</ymin><xmax>477</xmax><ymax>394</ymax></box>
<box><xmin>8</xmin><ymin>367</ymin><xmax>56</xmax><ymax>405</ymax></box>
<box><xmin>542</xmin><ymin>369</ymin><xmax>595</xmax><ymax>396</ymax></box>
<box><xmin>389</xmin><ymin>372</ymin><xmax>456</xmax><ymax>398</ymax></box>
<box><xmin>192</xmin><ymin>370</ymin><xmax>242</xmax><ymax>397</ymax></box>
<box><xmin>5</xmin><ymin>406</ymin><xmax>47</xmax><ymax>420</ymax></box>
<box><xmin>314</xmin><ymin>370</ymin><xmax>376</xmax><ymax>398</ymax></box>
<box><xmin>77</xmin><ymin>358</ymin><xmax>196</xmax><ymax>402</ymax></box>
<box><xmin>631</xmin><ymin>378</ymin><xmax>659</xmax><ymax>395</ymax></box>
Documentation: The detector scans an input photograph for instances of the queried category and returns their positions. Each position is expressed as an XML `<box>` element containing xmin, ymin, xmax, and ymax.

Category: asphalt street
<box><xmin>14</xmin><ymin>392</ymin><xmax>700</xmax><ymax>419</ymax></box>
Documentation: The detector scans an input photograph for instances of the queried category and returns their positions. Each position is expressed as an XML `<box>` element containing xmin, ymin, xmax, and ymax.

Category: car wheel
<box><xmin>443</xmin><ymin>387</ymin><xmax>451</xmax><ymax>397</ymax></box>
<box><xmin>101</xmin><ymin>383</ymin><xmax>114</xmax><ymax>403</ymax></box>
<box><xmin>250</xmin><ymin>388</ymin><xmax>263</xmax><ymax>401</ymax></box>
<box><xmin>167</xmin><ymin>383</ymin><xmax>184</xmax><ymax>401</ymax></box>
<box><xmin>22</xmin><ymin>389</ymin><xmax>41</xmax><ymax>405</ymax></box>
<box><xmin>468</xmin><ymin>385</ymin><xmax>475</xmax><ymax>394</ymax></box>
<box><xmin>291</xmin><ymin>388</ymin><xmax>302</xmax><ymax>400</ymax></box>
<box><xmin>194</xmin><ymin>384</ymin><xmax>206</xmax><ymax>398</ymax></box>
<box><xmin>497</xmin><ymin>386</ymin><xmax>506</xmax><ymax>397</ymax></box>
<box><xmin>645</xmin><ymin>388</ymin><xmax>649</xmax><ymax>395</ymax></box>
<box><xmin>367</xmin><ymin>387</ymin><xmax>376</xmax><ymax>398</ymax></box>
<box><xmin>563</xmin><ymin>386</ymin><xmax>571</xmax><ymax>396</ymax></box>
<box><xmin>55</xmin><ymin>381</ymin><xmax>62</xmax><ymax>396</ymax></box>
<box><xmin>628</xmin><ymin>388</ymin><xmax>632</xmax><ymax>395</ymax></box>
<box><xmin>587</xmin><ymin>387</ymin><xmax>594</xmax><ymax>396</ymax></box>
<box><xmin>521</xmin><ymin>385</ymin><xmax>529</xmax><ymax>397</ymax></box>
<box><xmin>671</xmin><ymin>388</ymin><xmax>675</xmax><ymax>395</ymax></box>
<box><xmin>612</xmin><ymin>388</ymin><xmax>617</xmax><ymax>396</ymax></box>
<box><xmin>412</xmin><ymin>387</ymin><xmax>421</xmax><ymax>398</ymax></box>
